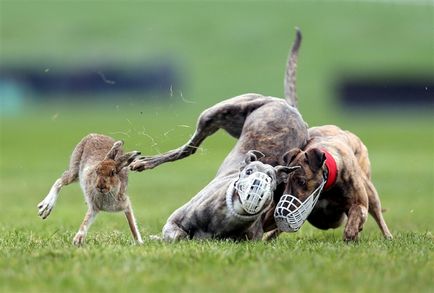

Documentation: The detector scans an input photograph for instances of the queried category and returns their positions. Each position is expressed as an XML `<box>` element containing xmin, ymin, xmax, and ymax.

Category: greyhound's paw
<box><xmin>130</xmin><ymin>159</ymin><xmax>157</xmax><ymax>172</ymax></box>
<box><xmin>344</xmin><ymin>230</ymin><xmax>359</xmax><ymax>242</ymax></box>
<box><xmin>72</xmin><ymin>232</ymin><xmax>86</xmax><ymax>246</ymax></box>
<box><xmin>37</xmin><ymin>197</ymin><xmax>55</xmax><ymax>219</ymax></box>
<box><xmin>129</xmin><ymin>159</ymin><xmax>147</xmax><ymax>172</ymax></box>
<box><xmin>149</xmin><ymin>234</ymin><xmax>163</xmax><ymax>241</ymax></box>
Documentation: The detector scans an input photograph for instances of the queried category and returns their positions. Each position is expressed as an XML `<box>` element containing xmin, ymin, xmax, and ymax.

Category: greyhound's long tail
<box><xmin>284</xmin><ymin>27</ymin><xmax>302</xmax><ymax>108</ymax></box>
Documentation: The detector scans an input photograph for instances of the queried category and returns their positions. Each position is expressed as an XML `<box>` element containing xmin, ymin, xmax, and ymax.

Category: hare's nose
<box><xmin>96</xmin><ymin>181</ymin><xmax>105</xmax><ymax>190</ymax></box>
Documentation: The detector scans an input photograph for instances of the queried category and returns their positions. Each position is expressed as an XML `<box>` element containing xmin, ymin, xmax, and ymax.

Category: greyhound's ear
<box><xmin>116</xmin><ymin>151</ymin><xmax>141</xmax><ymax>172</ymax></box>
<box><xmin>244</xmin><ymin>150</ymin><xmax>265</xmax><ymax>164</ymax></box>
<box><xmin>274</xmin><ymin>165</ymin><xmax>299</xmax><ymax>184</ymax></box>
<box><xmin>105</xmin><ymin>140</ymin><xmax>124</xmax><ymax>160</ymax></box>
<box><xmin>305</xmin><ymin>148</ymin><xmax>326</xmax><ymax>172</ymax></box>
<box><xmin>281</xmin><ymin>148</ymin><xmax>302</xmax><ymax>166</ymax></box>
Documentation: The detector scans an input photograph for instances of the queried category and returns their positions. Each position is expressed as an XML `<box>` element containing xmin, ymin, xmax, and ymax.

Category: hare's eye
<box><xmin>245</xmin><ymin>169</ymin><xmax>253</xmax><ymax>175</ymax></box>
<box><xmin>110</xmin><ymin>170</ymin><xmax>115</xmax><ymax>177</ymax></box>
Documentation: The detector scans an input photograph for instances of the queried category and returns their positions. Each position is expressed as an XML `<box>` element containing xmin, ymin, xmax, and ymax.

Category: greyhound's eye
<box><xmin>297</xmin><ymin>178</ymin><xmax>306</xmax><ymax>187</ymax></box>
<box><xmin>245</xmin><ymin>169</ymin><xmax>253</xmax><ymax>175</ymax></box>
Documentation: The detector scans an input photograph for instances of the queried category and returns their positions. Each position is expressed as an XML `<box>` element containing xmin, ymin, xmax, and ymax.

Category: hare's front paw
<box><xmin>37</xmin><ymin>196</ymin><xmax>56</xmax><ymax>219</ymax></box>
<box><xmin>73</xmin><ymin>232</ymin><xmax>86</xmax><ymax>246</ymax></box>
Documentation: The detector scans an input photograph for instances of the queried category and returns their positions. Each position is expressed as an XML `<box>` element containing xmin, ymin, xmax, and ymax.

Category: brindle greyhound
<box><xmin>131</xmin><ymin>29</ymin><xmax>308</xmax><ymax>241</ymax></box>
<box><xmin>267</xmin><ymin>126</ymin><xmax>393</xmax><ymax>242</ymax></box>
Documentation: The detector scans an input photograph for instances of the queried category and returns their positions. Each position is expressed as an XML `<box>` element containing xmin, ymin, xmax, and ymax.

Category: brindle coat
<box><xmin>37</xmin><ymin>134</ymin><xmax>142</xmax><ymax>246</ymax></box>
<box><xmin>130</xmin><ymin>29</ymin><xmax>308</xmax><ymax>241</ymax></box>
<box><xmin>161</xmin><ymin>151</ymin><xmax>296</xmax><ymax>241</ymax></box>
<box><xmin>265</xmin><ymin>125</ymin><xmax>393</xmax><ymax>241</ymax></box>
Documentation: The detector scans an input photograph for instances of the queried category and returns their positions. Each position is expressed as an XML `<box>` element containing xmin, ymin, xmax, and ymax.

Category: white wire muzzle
<box><xmin>235</xmin><ymin>172</ymin><xmax>273</xmax><ymax>215</ymax></box>
<box><xmin>274</xmin><ymin>180</ymin><xmax>326</xmax><ymax>232</ymax></box>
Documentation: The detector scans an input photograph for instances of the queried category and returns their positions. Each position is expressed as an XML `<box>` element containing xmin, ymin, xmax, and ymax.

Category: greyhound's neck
<box><xmin>305</xmin><ymin>139</ymin><xmax>340</xmax><ymax>190</ymax></box>
<box><xmin>321</xmin><ymin>148</ymin><xmax>338</xmax><ymax>191</ymax></box>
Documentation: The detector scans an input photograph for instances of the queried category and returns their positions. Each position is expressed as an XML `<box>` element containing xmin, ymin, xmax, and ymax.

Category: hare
<box><xmin>37</xmin><ymin>134</ymin><xmax>143</xmax><ymax>246</ymax></box>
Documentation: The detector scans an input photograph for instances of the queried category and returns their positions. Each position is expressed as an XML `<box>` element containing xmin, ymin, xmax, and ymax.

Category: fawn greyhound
<box><xmin>269</xmin><ymin>126</ymin><xmax>393</xmax><ymax>241</ymax></box>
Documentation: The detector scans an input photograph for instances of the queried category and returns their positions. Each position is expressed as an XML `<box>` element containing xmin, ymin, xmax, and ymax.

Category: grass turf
<box><xmin>1</xmin><ymin>108</ymin><xmax>433</xmax><ymax>292</ymax></box>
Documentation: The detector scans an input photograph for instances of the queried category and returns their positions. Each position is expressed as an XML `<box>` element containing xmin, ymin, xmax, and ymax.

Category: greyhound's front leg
<box><xmin>130</xmin><ymin>132</ymin><xmax>207</xmax><ymax>171</ymax></box>
<box><xmin>130</xmin><ymin>96</ymin><xmax>266</xmax><ymax>172</ymax></box>
<box><xmin>344</xmin><ymin>204</ymin><xmax>368</xmax><ymax>242</ymax></box>
<box><xmin>130</xmin><ymin>111</ymin><xmax>220</xmax><ymax>172</ymax></box>
<box><xmin>73</xmin><ymin>208</ymin><xmax>98</xmax><ymax>246</ymax></box>
<box><xmin>162</xmin><ymin>221</ymin><xmax>189</xmax><ymax>242</ymax></box>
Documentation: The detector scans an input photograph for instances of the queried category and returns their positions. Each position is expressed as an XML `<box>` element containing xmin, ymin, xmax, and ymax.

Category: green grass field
<box><xmin>1</xmin><ymin>1</ymin><xmax>433</xmax><ymax>292</ymax></box>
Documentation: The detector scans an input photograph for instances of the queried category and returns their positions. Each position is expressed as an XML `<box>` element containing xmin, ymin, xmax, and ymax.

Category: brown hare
<box><xmin>37</xmin><ymin>134</ymin><xmax>142</xmax><ymax>246</ymax></box>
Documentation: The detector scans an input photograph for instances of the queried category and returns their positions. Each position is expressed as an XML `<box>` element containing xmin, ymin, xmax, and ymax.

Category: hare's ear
<box><xmin>105</xmin><ymin>140</ymin><xmax>124</xmax><ymax>160</ymax></box>
<box><xmin>245</xmin><ymin>150</ymin><xmax>265</xmax><ymax>165</ymax></box>
<box><xmin>116</xmin><ymin>151</ymin><xmax>141</xmax><ymax>172</ymax></box>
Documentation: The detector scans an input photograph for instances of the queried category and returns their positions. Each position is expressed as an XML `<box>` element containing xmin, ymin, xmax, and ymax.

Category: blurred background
<box><xmin>0</xmin><ymin>0</ymin><xmax>433</xmax><ymax>233</ymax></box>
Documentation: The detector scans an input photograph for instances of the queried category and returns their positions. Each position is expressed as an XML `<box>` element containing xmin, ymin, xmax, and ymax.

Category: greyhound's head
<box><xmin>280</xmin><ymin>148</ymin><xmax>327</xmax><ymax>203</ymax></box>
<box><xmin>273</xmin><ymin>148</ymin><xmax>328</xmax><ymax>232</ymax></box>
<box><xmin>234</xmin><ymin>150</ymin><xmax>298</xmax><ymax>214</ymax></box>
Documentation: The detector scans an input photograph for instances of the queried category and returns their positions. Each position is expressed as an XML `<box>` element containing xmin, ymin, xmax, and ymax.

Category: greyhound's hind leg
<box><xmin>365</xmin><ymin>179</ymin><xmax>393</xmax><ymax>240</ymax></box>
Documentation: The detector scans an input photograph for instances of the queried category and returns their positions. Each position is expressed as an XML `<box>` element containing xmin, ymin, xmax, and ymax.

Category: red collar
<box><xmin>322</xmin><ymin>149</ymin><xmax>338</xmax><ymax>191</ymax></box>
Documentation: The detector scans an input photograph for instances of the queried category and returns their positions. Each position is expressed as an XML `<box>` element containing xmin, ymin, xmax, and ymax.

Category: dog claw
<box><xmin>344</xmin><ymin>232</ymin><xmax>359</xmax><ymax>242</ymax></box>
<box><xmin>129</xmin><ymin>161</ymin><xmax>142</xmax><ymax>171</ymax></box>
<box><xmin>130</xmin><ymin>160</ymin><xmax>154</xmax><ymax>172</ymax></box>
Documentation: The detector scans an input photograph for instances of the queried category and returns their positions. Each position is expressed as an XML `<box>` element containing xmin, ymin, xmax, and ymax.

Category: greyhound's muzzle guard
<box><xmin>274</xmin><ymin>180</ymin><xmax>326</xmax><ymax>232</ymax></box>
<box><xmin>235</xmin><ymin>172</ymin><xmax>273</xmax><ymax>214</ymax></box>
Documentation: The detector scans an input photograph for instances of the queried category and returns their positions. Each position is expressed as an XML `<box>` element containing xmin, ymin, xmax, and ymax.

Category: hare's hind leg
<box><xmin>37</xmin><ymin>170</ymin><xmax>77</xmax><ymax>219</ymax></box>
<box><xmin>38</xmin><ymin>137</ymin><xmax>86</xmax><ymax>219</ymax></box>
